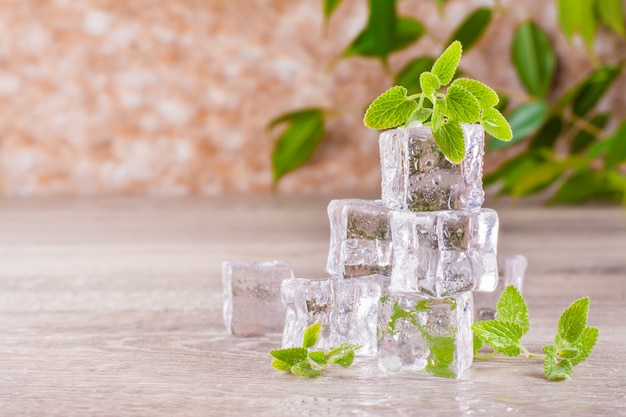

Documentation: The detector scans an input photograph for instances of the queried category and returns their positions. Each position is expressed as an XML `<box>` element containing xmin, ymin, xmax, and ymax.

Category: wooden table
<box><xmin>1</xmin><ymin>196</ymin><xmax>625</xmax><ymax>416</ymax></box>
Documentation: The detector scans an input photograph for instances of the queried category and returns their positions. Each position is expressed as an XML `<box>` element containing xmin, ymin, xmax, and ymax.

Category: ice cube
<box><xmin>377</xmin><ymin>291</ymin><xmax>473</xmax><ymax>379</ymax></box>
<box><xmin>281</xmin><ymin>275</ymin><xmax>384</xmax><ymax>355</ymax></box>
<box><xmin>327</xmin><ymin>199</ymin><xmax>393</xmax><ymax>278</ymax></box>
<box><xmin>474</xmin><ymin>254</ymin><xmax>528</xmax><ymax>321</ymax></box>
<box><xmin>379</xmin><ymin>124</ymin><xmax>484</xmax><ymax>211</ymax></box>
<box><xmin>390</xmin><ymin>208</ymin><xmax>498</xmax><ymax>298</ymax></box>
<box><xmin>222</xmin><ymin>260</ymin><xmax>293</xmax><ymax>336</ymax></box>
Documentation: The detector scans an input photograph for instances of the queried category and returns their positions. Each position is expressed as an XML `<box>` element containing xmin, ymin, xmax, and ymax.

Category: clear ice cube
<box><xmin>281</xmin><ymin>275</ymin><xmax>384</xmax><ymax>355</ymax></box>
<box><xmin>474</xmin><ymin>254</ymin><xmax>528</xmax><ymax>321</ymax></box>
<box><xmin>222</xmin><ymin>260</ymin><xmax>294</xmax><ymax>336</ymax></box>
<box><xmin>327</xmin><ymin>199</ymin><xmax>393</xmax><ymax>278</ymax></box>
<box><xmin>379</xmin><ymin>124</ymin><xmax>484</xmax><ymax>211</ymax></box>
<box><xmin>390</xmin><ymin>208</ymin><xmax>498</xmax><ymax>298</ymax></box>
<box><xmin>377</xmin><ymin>291</ymin><xmax>473</xmax><ymax>379</ymax></box>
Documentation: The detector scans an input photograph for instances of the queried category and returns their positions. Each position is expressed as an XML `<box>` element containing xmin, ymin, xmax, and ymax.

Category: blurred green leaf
<box><xmin>343</xmin><ymin>0</ymin><xmax>425</xmax><ymax>64</ymax></box>
<box><xmin>605</xmin><ymin>121</ymin><xmax>626</xmax><ymax>169</ymax></box>
<box><xmin>484</xmin><ymin>152</ymin><xmax>545</xmax><ymax>195</ymax></box>
<box><xmin>557</xmin><ymin>0</ymin><xmax>596</xmax><ymax>49</ymax></box>
<box><xmin>511</xmin><ymin>21</ymin><xmax>555</xmax><ymax>98</ymax></box>
<box><xmin>595</xmin><ymin>0</ymin><xmax>625</xmax><ymax>37</ymax></box>
<box><xmin>549</xmin><ymin>170</ymin><xmax>623</xmax><ymax>204</ymax></box>
<box><xmin>529</xmin><ymin>114</ymin><xmax>564</xmax><ymax>150</ymax></box>
<box><xmin>494</xmin><ymin>93</ymin><xmax>509</xmax><ymax>113</ymax></box>
<box><xmin>446</xmin><ymin>8</ymin><xmax>492</xmax><ymax>51</ymax></box>
<box><xmin>324</xmin><ymin>0</ymin><xmax>343</xmax><ymax>21</ymax></box>
<box><xmin>571</xmin><ymin>65</ymin><xmax>622</xmax><ymax>117</ymax></box>
<box><xmin>269</xmin><ymin>109</ymin><xmax>325</xmax><ymax>184</ymax></box>
<box><xmin>512</xmin><ymin>155</ymin><xmax>589</xmax><ymax>197</ymax></box>
<box><xmin>489</xmin><ymin>101</ymin><xmax>549</xmax><ymax>150</ymax></box>
<box><xmin>395</xmin><ymin>56</ymin><xmax>436</xmax><ymax>94</ymax></box>
<box><xmin>570</xmin><ymin>113</ymin><xmax>610</xmax><ymax>153</ymax></box>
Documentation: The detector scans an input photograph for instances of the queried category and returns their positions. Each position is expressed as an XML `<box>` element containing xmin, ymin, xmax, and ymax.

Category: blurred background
<box><xmin>0</xmin><ymin>0</ymin><xmax>624</xmax><ymax>201</ymax></box>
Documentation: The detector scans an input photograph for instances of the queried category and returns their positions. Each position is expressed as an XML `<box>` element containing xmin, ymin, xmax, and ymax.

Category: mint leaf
<box><xmin>432</xmin><ymin>98</ymin><xmax>446</xmax><ymax>131</ymax></box>
<box><xmin>452</xmin><ymin>78</ymin><xmax>499</xmax><ymax>109</ymax></box>
<box><xmin>364</xmin><ymin>86</ymin><xmax>418</xmax><ymax>129</ymax></box>
<box><xmin>558</xmin><ymin>348</ymin><xmax>579</xmax><ymax>359</ymax></box>
<box><xmin>557</xmin><ymin>297</ymin><xmax>590</xmax><ymax>343</ymax></box>
<box><xmin>472</xmin><ymin>320</ymin><xmax>524</xmax><ymax>356</ymax></box>
<box><xmin>496</xmin><ymin>285</ymin><xmax>530</xmax><ymax>334</ymax></box>
<box><xmin>543</xmin><ymin>345</ymin><xmax>573</xmax><ymax>380</ymax></box>
<box><xmin>480</xmin><ymin>108</ymin><xmax>513</xmax><ymax>141</ymax></box>
<box><xmin>431</xmin><ymin>41</ymin><xmax>462</xmax><ymax>85</ymax></box>
<box><xmin>568</xmin><ymin>326</ymin><xmax>599</xmax><ymax>365</ymax></box>
<box><xmin>326</xmin><ymin>343</ymin><xmax>360</xmax><ymax>367</ymax></box>
<box><xmin>388</xmin><ymin>301</ymin><xmax>417</xmax><ymax>334</ymax></box>
<box><xmin>424</xmin><ymin>335</ymin><xmax>457</xmax><ymax>379</ymax></box>
<box><xmin>406</xmin><ymin>107</ymin><xmax>433</xmax><ymax>126</ymax></box>
<box><xmin>308</xmin><ymin>350</ymin><xmax>327</xmax><ymax>365</ymax></box>
<box><xmin>271</xmin><ymin>359</ymin><xmax>293</xmax><ymax>372</ymax></box>
<box><xmin>433</xmin><ymin>120</ymin><xmax>465</xmax><ymax>163</ymax></box>
<box><xmin>269</xmin><ymin>347</ymin><xmax>308</xmax><ymax>365</ymax></box>
<box><xmin>473</xmin><ymin>334</ymin><xmax>484</xmax><ymax>356</ymax></box>
<box><xmin>291</xmin><ymin>361</ymin><xmax>322</xmax><ymax>378</ymax></box>
<box><xmin>444</xmin><ymin>84</ymin><xmax>481</xmax><ymax>123</ymax></box>
<box><xmin>420</xmin><ymin>71</ymin><xmax>441</xmax><ymax>100</ymax></box>
<box><xmin>302</xmin><ymin>322</ymin><xmax>321</xmax><ymax>348</ymax></box>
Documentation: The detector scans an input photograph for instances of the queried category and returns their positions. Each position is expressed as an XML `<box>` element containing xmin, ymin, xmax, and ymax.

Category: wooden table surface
<box><xmin>0</xmin><ymin>196</ymin><xmax>625</xmax><ymax>416</ymax></box>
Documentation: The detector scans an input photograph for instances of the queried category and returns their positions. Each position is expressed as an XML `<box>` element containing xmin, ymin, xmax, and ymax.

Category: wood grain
<box><xmin>1</xmin><ymin>196</ymin><xmax>625</xmax><ymax>416</ymax></box>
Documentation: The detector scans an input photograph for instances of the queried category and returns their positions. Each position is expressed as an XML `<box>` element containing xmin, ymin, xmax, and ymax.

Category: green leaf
<box><xmin>484</xmin><ymin>152</ymin><xmax>544</xmax><ymax>196</ymax></box>
<box><xmin>496</xmin><ymin>285</ymin><xmax>530</xmax><ymax>333</ymax></box>
<box><xmin>302</xmin><ymin>322</ymin><xmax>322</xmax><ymax>349</ymax></box>
<box><xmin>452</xmin><ymin>78</ymin><xmax>499</xmax><ymax>109</ymax></box>
<box><xmin>431</xmin><ymin>99</ymin><xmax>446</xmax><ymax>132</ymax></box>
<box><xmin>433</xmin><ymin>120</ymin><xmax>466</xmax><ymax>163</ymax></box>
<box><xmin>444</xmin><ymin>84</ymin><xmax>481</xmax><ymax>123</ymax></box>
<box><xmin>269</xmin><ymin>109</ymin><xmax>325</xmax><ymax>184</ymax></box>
<box><xmin>511</xmin><ymin>161</ymin><xmax>567</xmax><ymax>197</ymax></box>
<box><xmin>472</xmin><ymin>320</ymin><xmax>524</xmax><ymax>356</ymax></box>
<box><xmin>543</xmin><ymin>345</ymin><xmax>573</xmax><ymax>380</ymax></box>
<box><xmin>473</xmin><ymin>334</ymin><xmax>484</xmax><ymax>356</ymax></box>
<box><xmin>558</xmin><ymin>348</ymin><xmax>580</xmax><ymax>359</ymax></box>
<box><xmin>431</xmin><ymin>41</ymin><xmax>463</xmax><ymax>85</ymax></box>
<box><xmin>571</xmin><ymin>65</ymin><xmax>622</xmax><ymax>117</ymax></box>
<box><xmin>323</xmin><ymin>0</ymin><xmax>343</xmax><ymax>21</ymax></box>
<box><xmin>480</xmin><ymin>108</ymin><xmax>512</xmax><ymax>142</ymax></box>
<box><xmin>605</xmin><ymin>121</ymin><xmax>626</xmax><ymax>169</ymax></box>
<box><xmin>395</xmin><ymin>57</ymin><xmax>436</xmax><ymax>95</ymax></box>
<box><xmin>271</xmin><ymin>359</ymin><xmax>293</xmax><ymax>372</ymax></box>
<box><xmin>420</xmin><ymin>71</ymin><xmax>441</xmax><ymax>100</ymax></box>
<box><xmin>388</xmin><ymin>301</ymin><xmax>417</xmax><ymax>334</ymax></box>
<box><xmin>557</xmin><ymin>0</ymin><xmax>596</xmax><ymax>50</ymax></box>
<box><xmin>425</xmin><ymin>335</ymin><xmax>457</xmax><ymax>379</ymax></box>
<box><xmin>406</xmin><ymin>107</ymin><xmax>433</xmax><ymax>126</ymax></box>
<box><xmin>364</xmin><ymin>86</ymin><xmax>418</xmax><ymax>129</ymax></box>
<box><xmin>326</xmin><ymin>343</ymin><xmax>359</xmax><ymax>367</ymax></box>
<box><xmin>269</xmin><ymin>347</ymin><xmax>309</xmax><ymax>366</ymax></box>
<box><xmin>511</xmin><ymin>21</ymin><xmax>555</xmax><ymax>98</ymax></box>
<box><xmin>549</xmin><ymin>170</ymin><xmax>623</xmax><ymax>204</ymax></box>
<box><xmin>570</xmin><ymin>113</ymin><xmax>609</xmax><ymax>154</ymax></box>
<box><xmin>308</xmin><ymin>350</ymin><xmax>327</xmax><ymax>365</ymax></box>
<box><xmin>291</xmin><ymin>361</ymin><xmax>322</xmax><ymax>378</ymax></box>
<box><xmin>596</xmin><ymin>0</ymin><xmax>625</xmax><ymax>36</ymax></box>
<box><xmin>529</xmin><ymin>114</ymin><xmax>564</xmax><ymax>150</ymax></box>
<box><xmin>557</xmin><ymin>297</ymin><xmax>590</xmax><ymax>344</ymax></box>
<box><xmin>569</xmin><ymin>326</ymin><xmax>599</xmax><ymax>366</ymax></box>
<box><xmin>447</xmin><ymin>8</ymin><xmax>492</xmax><ymax>51</ymax></box>
<box><xmin>489</xmin><ymin>101</ymin><xmax>549</xmax><ymax>149</ymax></box>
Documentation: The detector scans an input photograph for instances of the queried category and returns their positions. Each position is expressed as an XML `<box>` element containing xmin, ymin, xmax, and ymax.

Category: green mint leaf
<box><xmin>269</xmin><ymin>347</ymin><xmax>308</xmax><ymax>366</ymax></box>
<box><xmin>420</xmin><ymin>71</ymin><xmax>441</xmax><ymax>100</ymax></box>
<box><xmin>363</xmin><ymin>86</ymin><xmax>418</xmax><ymax>129</ymax></box>
<box><xmin>568</xmin><ymin>326</ymin><xmax>599</xmax><ymax>366</ymax></box>
<box><xmin>431</xmin><ymin>99</ymin><xmax>446</xmax><ymax>132</ymax></box>
<box><xmin>406</xmin><ymin>107</ymin><xmax>433</xmax><ymax>127</ymax></box>
<box><xmin>543</xmin><ymin>345</ymin><xmax>573</xmax><ymax>380</ymax></box>
<box><xmin>308</xmin><ymin>350</ymin><xmax>327</xmax><ymax>365</ymax></box>
<box><xmin>473</xmin><ymin>334</ymin><xmax>484</xmax><ymax>356</ymax></box>
<box><xmin>389</xmin><ymin>301</ymin><xmax>417</xmax><ymax>334</ymax></box>
<box><xmin>433</xmin><ymin>120</ymin><xmax>466</xmax><ymax>163</ymax></box>
<box><xmin>271</xmin><ymin>359</ymin><xmax>293</xmax><ymax>372</ymax></box>
<box><xmin>326</xmin><ymin>343</ymin><xmax>360</xmax><ymax>367</ymax></box>
<box><xmin>291</xmin><ymin>361</ymin><xmax>322</xmax><ymax>378</ymax></box>
<box><xmin>452</xmin><ymin>78</ymin><xmax>499</xmax><ymax>109</ymax></box>
<box><xmin>471</xmin><ymin>320</ymin><xmax>524</xmax><ymax>356</ymax></box>
<box><xmin>424</xmin><ymin>335</ymin><xmax>457</xmax><ymax>378</ymax></box>
<box><xmin>480</xmin><ymin>107</ymin><xmax>513</xmax><ymax>141</ymax></box>
<box><xmin>444</xmin><ymin>84</ymin><xmax>481</xmax><ymax>123</ymax></box>
<box><xmin>431</xmin><ymin>41</ymin><xmax>463</xmax><ymax>85</ymax></box>
<box><xmin>496</xmin><ymin>285</ymin><xmax>530</xmax><ymax>334</ymax></box>
<box><xmin>558</xmin><ymin>348</ymin><xmax>580</xmax><ymax>359</ymax></box>
<box><xmin>414</xmin><ymin>299</ymin><xmax>433</xmax><ymax>313</ymax></box>
<box><xmin>302</xmin><ymin>322</ymin><xmax>321</xmax><ymax>348</ymax></box>
<box><xmin>557</xmin><ymin>297</ymin><xmax>590</xmax><ymax>344</ymax></box>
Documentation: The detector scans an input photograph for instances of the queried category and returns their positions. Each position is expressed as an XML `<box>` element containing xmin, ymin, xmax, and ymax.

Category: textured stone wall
<box><xmin>0</xmin><ymin>0</ymin><xmax>622</xmax><ymax>196</ymax></box>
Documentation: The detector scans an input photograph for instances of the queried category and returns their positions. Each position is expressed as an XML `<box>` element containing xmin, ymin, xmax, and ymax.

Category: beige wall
<box><xmin>0</xmin><ymin>0</ymin><xmax>622</xmax><ymax>196</ymax></box>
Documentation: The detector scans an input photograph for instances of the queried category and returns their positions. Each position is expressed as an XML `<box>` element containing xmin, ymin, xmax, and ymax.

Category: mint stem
<box><xmin>519</xmin><ymin>344</ymin><xmax>545</xmax><ymax>360</ymax></box>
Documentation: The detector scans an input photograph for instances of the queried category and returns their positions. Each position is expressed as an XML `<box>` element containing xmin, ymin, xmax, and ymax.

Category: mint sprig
<box><xmin>364</xmin><ymin>40</ymin><xmax>512</xmax><ymax>163</ymax></box>
<box><xmin>269</xmin><ymin>323</ymin><xmax>361</xmax><ymax>378</ymax></box>
<box><xmin>473</xmin><ymin>286</ymin><xmax>599</xmax><ymax>381</ymax></box>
